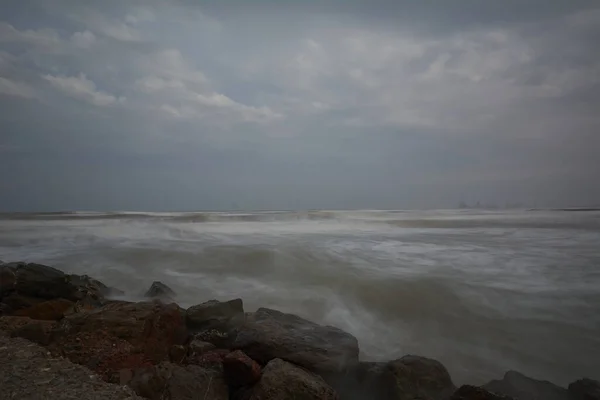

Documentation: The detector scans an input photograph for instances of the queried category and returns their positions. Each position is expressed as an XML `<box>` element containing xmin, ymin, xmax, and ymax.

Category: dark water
<box><xmin>1</xmin><ymin>209</ymin><xmax>599</xmax><ymax>385</ymax></box>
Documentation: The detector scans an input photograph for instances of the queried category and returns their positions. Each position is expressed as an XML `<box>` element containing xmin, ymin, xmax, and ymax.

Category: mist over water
<box><xmin>1</xmin><ymin>209</ymin><xmax>599</xmax><ymax>385</ymax></box>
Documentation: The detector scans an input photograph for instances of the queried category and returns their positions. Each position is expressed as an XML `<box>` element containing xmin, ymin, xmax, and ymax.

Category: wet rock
<box><xmin>10</xmin><ymin>319</ymin><xmax>56</xmax><ymax>345</ymax></box>
<box><xmin>0</xmin><ymin>335</ymin><xmax>143</xmax><ymax>399</ymax></box>
<box><xmin>129</xmin><ymin>362</ymin><xmax>228</xmax><ymax>400</ymax></box>
<box><xmin>187</xmin><ymin>348</ymin><xmax>230</xmax><ymax>373</ymax></box>
<box><xmin>232</xmin><ymin>307</ymin><xmax>359</xmax><ymax>373</ymax></box>
<box><xmin>188</xmin><ymin>339</ymin><xmax>216</xmax><ymax>356</ymax></box>
<box><xmin>483</xmin><ymin>371</ymin><xmax>569</xmax><ymax>400</ymax></box>
<box><xmin>144</xmin><ymin>281</ymin><xmax>176</xmax><ymax>301</ymax></box>
<box><xmin>169</xmin><ymin>344</ymin><xmax>187</xmax><ymax>363</ymax></box>
<box><xmin>186</xmin><ymin>298</ymin><xmax>244</xmax><ymax>330</ymax></box>
<box><xmin>1</xmin><ymin>262</ymin><xmax>119</xmax><ymax>310</ymax></box>
<box><xmin>0</xmin><ymin>264</ymin><xmax>16</xmax><ymax>296</ymax></box>
<box><xmin>451</xmin><ymin>385</ymin><xmax>514</xmax><ymax>400</ymax></box>
<box><xmin>326</xmin><ymin>355</ymin><xmax>455</xmax><ymax>400</ymax></box>
<box><xmin>0</xmin><ymin>315</ymin><xmax>39</xmax><ymax>334</ymax></box>
<box><xmin>0</xmin><ymin>292</ymin><xmax>45</xmax><ymax>312</ymax></box>
<box><xmin>13</xmin><ymin>298</ymin><xmax>74</xmax><ymax>320</ymax></box>
<box><xmin>569</xmin><ymin>378</ymin><xmax>600</xmax><ymax>400</ymax></box>
<box><xmin>223</xmin><ymin>350</ymin><xmax>262</xmax><ymax>387</ymax></box>
<box><xmin>47</xmin><ymin>300</ymin><xmax>188</xmax><ymax>380</ymax></box>
<box><xmin>249</xmin><ymin>358</ymin><xmax>338</xmax><ymax>400</ymax></box>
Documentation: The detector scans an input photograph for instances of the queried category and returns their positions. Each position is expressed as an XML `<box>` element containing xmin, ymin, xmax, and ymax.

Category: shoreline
<box><xmin>1</xmin><ymin>260</ymin><xmax>598</xmax><ymax>400</ymax></box>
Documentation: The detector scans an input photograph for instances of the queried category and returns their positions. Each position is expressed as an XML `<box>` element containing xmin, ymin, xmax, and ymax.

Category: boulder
<box><xmin>483</xmin><ymin>371</ymin><xmax>570</xmax><ymax>400</ymax></box>
<box><xmin>188</xmin><ymin>339</ymin><xmax>216</xmax><ymax>356</ymax></box>
<box><xmin>144</xmin><ymin>281</ymin><xmax>176</xmax><ymax>300</ymax></box>
<box><xmin>0</xmin><ymin>293</ymin><xmax>45</xmax><ymax>313</ymax></box>
<box><xmin>53</xmin><ymin>300</ymin><xmax>188</xmax><ymax>363</ymax></box>
<box><xmin>451</xmin><ymin>385</ymin><xmax>514</xmax><ymax>400</ymax></box>
<box><xmin>187</xmin><ymin>348</ymin><xmax>230</xmax><ymax>373</ymax></box>
<box><xmin>0</xmin><ymin>315</ymin><xmax>41</xmax><ymax>334</ymax></box>
<box><xmin>10</xmin><ymin>319</ymin><xmax>56</xmax><ymax>345</ymax></box>
<box><xmin>186</xmin><ymin>298</ymin><xmax>244</xmax><ymax>330</ymax></box>
<box><xmin>223</xmin><ymin>350</ymin><xmax>262</xmax><ymax>387</ymax></box>
<box><xmin>129</xmin><ymin>362</ymin><xmax>228</xmax><ymax>400</ymax></box>
<box><xmin>0</xmin><ymin>265</ymin><xmax>16</xmax><ymax>296</ymax></box>
<box><xmin>248</xmin><ymin>358</ymin><xmax>338</xmax><ymax>400</ymax></box>
<box><xmin>232</xmin><ymin>307</ymin><xmax>359</xmax><ymax>373</ymax></box>
<box><xmin>569</xmin><ymin>378</ymin><xmax>600</xmax><ymax>400</ymax></box>
<box><xmin>169</xmin><ymin>344</ymin><xmax>187</xmax><ymax>363</ymax></box>
<box><xmin>0</xmin><ymin>262</ymin><xmax>118</xmax><ymax>308</ymax></box>
<box><xmin>326</xmin><ymin>355</ymin><xmax>455</xmax><ymax>400</ymax></box>
<box><xmin>13</xmin><ymin>298</ymin><xmax>74</xmax><ymax>320</ymax></box>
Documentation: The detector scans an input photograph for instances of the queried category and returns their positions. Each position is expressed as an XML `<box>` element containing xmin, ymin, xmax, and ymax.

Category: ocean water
<box><xmin>1</xmin><ymin>209</ymin><xmax>599</xmax><ymax>385</ymax></box>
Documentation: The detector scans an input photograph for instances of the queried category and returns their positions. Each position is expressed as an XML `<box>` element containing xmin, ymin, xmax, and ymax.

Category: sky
<box><xmin>1</xmin><ymin>0</ymin><xmax>599</xmax><ymax>211</ymax></box>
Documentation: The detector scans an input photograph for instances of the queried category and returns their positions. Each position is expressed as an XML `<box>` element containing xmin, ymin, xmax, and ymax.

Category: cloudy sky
<box><xmin>1</xmin><ymin>1</ymin><xmax>599</xmax><ymax>211</ymax></box>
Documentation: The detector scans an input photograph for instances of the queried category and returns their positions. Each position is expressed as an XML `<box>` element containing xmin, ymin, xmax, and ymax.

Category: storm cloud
<box><xmin>1</xmin><ymin>0</ymin><xmax>599</xmax><ymax>211</ymax></box>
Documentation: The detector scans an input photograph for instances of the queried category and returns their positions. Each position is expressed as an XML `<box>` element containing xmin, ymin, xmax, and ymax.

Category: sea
<box><xmin>1</xmin><ymin>209</ymin><xmax>599</xmax><ymax>385</ymax></box>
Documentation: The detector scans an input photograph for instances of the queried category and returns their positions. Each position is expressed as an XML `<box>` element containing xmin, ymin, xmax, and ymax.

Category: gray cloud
<box><xmin>0</xmin><ymin>0</ymin><xmax>599</xmax><ymax>211</ymax></box>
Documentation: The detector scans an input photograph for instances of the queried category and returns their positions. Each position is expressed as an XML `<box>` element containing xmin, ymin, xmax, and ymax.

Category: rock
<box><xmin>223</xmin><ymin>350</ymin><xmax>262</xmax><ymax>387</ymax></box>
<box><xmin>13</xmin><ymin>298</ymin><xmax>74</xmax><ymax>320</ymax></box>
<box><xmin>144</xmin><ymin>281</ymin><xmax>176</xmax><ymax>300</ymax></box>
<box><xmin>129</xmin><ymin>362</ymin><xmax>228</xmax><ymax>400</ymax></box>
<box><xmin>2</xmin><ymin>262</ymin><xmax>118</xmax><ymax>308</ymax></box>
<box><xmin>0</xmin><ymin>264</ymin><xmax>16</xmax><ymax>296</ymax></box>
<box><xmin>54</xmin><ymin>301</ymin><xmax>187</xmax><ymax>362</ymax></box>
<box><xmin>0</xmin><ymin>335</ymin><xmax>143</xmax><ymax>399</ymax></box>
<box><xmin>451</xmin><ymin>385</ymin><xmax>514</xmax><ymax>400</ymax></box>
<box><xmin>326</xmin><ymin>355</ymin><xmax>455</xmax><ymax>400</ymax></box>
<box><xmin>169</xmin><ymin>344</ymin><xmax>187</xmax><ymax>363</ymax></box>
<box><xmin>569</xmin><ymin>378</ymin><xmax>600</xmax><ymax>400</ymax></box>
<box><xmin>232</xmin><ymin>307</ymin><xmax>359</xmax><ymax>373</ymax></box>
<box><xmin>188</xmin><ymin>339</ymin><xmax>216</xmax><ymax>356</ymax></box>
<box><xmin>0</xmin><ymin>315</ymin><xmax>38</xmax><ymax>334</ymax></box>
<box><xmin>10</xmin><ymin>319</ymin><xmax>56</xmax><ymax>345</ymax></box>
<box><xmin>388</xmin><ymin>355</ymin><xmax>456</xmax><ymax>400</ymax></box>
<box><xmin>0</xmin><ymin>292</ymin><xmax>45</xmax><ymax>313</ymax></box>
<box><xmin>484</xmin><ymin>371</ymin><xmax>570</xmax><ymax>400</ymax></box>
<box><xmin>187</xmin><ymin>348</ymin><xmax>230</xmax><ymax>373</ymax></box>
<box><xmin>249</xmin><ymin>358</ymin><xmax>338</xmax><ymax>400</ymax></box>
<box><xmin>186</xmin><ymin>298</ymin><xmax>244</xmax><ymax>330</ymax></box>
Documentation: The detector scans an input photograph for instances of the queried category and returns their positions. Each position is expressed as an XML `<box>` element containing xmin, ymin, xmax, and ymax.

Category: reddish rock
<box><xmin>13</xmin><ymin>298</ymin><xmax>73</xmax><ymax>320</ymax></box>
<box><xmin>223</xmin><ymin>350</ymin><xmax>262</xmax><ymax>387</ymax></box>
<box><xmin>0</xmin><ymin>316</ymin><xmax>35</xmax><ymax>333</ymax></box>
<box><xmin>54</xmin><ymin>300</ymin><xmax>187</xmax><ymax>363</ymax></box>
<box><xmin>1</xmin><ymin>293</ymin><xmax>45</xmax><ymax>312</ymax></box>
<box><xmin>187</xmin><ymin>348</ymin><xmax>230</xmax><ymax>373</ymax></box>
<box><xmin>10</xmin><ymin>319</ymin><xmax>56</xmax><ymax>345</ymax></box>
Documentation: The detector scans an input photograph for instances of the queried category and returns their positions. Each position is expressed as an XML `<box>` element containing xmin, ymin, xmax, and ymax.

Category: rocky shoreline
<box><xmin>0</xmin><ymin>261</ymin><xmax>598</xmax><ymax>400</ymax></box>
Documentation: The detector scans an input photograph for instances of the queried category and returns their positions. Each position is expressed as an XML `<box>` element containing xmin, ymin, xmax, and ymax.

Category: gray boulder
<box><xmin>186</xmin><ymin>298</ymin><xmax>244</xmax><ymax>329</ymax></box>
<box><xmin>484</xmin><ymin>371</ymin><xmax>569</xmax><ymax>400</ymax></box>
<box><xmin>326</xmin><ymin>355</ymin><xmax>455</xmax><ymax>400</ymax></box>
<box><xmin>186</xmin><ymin>298</ymin><xmax>244</xmax><ymax>347</ymax></box>
<box><xmin>232</xmin><ymin>307</ymin><xmax>359</xmax><ymax>373</ymax></box>
<box><xmin>249</xmin><ymin>358</ymin><xmax>338</xmax><ymax>400</ymax></box>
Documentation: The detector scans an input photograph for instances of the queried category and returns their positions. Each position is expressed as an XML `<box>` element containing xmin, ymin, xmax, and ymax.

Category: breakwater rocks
<box><xmin>0</xmin><ymin>261</ymin><xmax>598</xmax><ymax>400</ymax></box>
